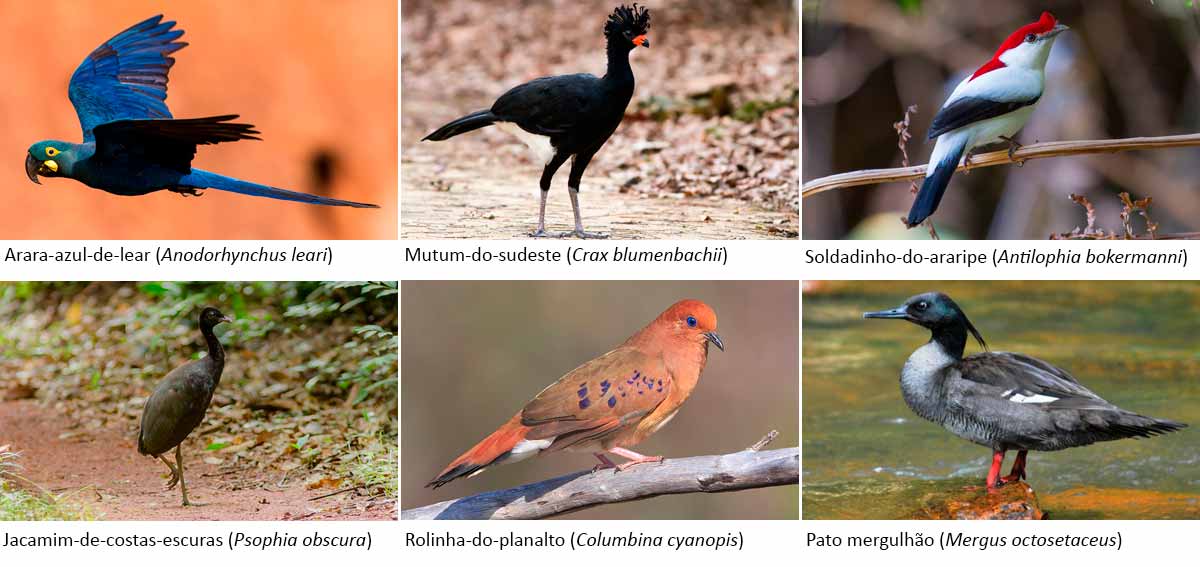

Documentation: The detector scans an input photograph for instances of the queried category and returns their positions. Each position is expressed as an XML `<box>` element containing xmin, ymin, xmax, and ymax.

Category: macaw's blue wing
<box><xmin>69</xmin><ymin>15</ymin><xmax>186</xmax><ymax>142</ymax></box>
<box><xmin>91</xmin><ymin>115</ymin><xmax>260</xmax><ymax>174</ymax></box>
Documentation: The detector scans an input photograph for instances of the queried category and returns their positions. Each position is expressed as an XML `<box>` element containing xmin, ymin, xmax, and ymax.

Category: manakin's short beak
<box><xmin>633</xmin><ymin>34</ymin><xmax>649</xmax><ymax>48</ymax></box>
<box><xmin>703</xmin><ymin>331</ymin><xmax>724</xmax><ymax>351</ymax></box>
<box><xmin>1047</xmin><ymin>23</ymin><xmax>1068</xmax><ymax>38</ymax></box>
<box><xmin>863</xmin><ymin>306</ymin><xmax>908</xmax><ymax>320</ymax></box>
<box><xmin>25</xmin><ymin>152</ymin><xmax>41</xmax><ymax>184</ymax></box>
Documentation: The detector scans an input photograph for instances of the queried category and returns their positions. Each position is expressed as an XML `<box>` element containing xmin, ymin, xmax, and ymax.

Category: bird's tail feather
<box><xmin>182</xmin><ymin>169</ymin><xmax>378</xmax><ymax>208</ymax></box>
<box><xmin>906</xmin><ymin>137</ymin><xmax>966</xmax><ymax>228</ymax></box>
<box><xmin>428</xmin><ymin>413</ymin><xmax>530</xmax><ymax>488</ymax></box>
<box><xmin>422</xmin><ymin>110</ymin><xmax>496</xmax><ymax>141</ymax></box>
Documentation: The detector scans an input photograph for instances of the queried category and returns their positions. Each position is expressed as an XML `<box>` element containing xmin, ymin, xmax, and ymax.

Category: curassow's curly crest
<box><xmin>605</xmin><ymin>4</ymin><xmax>651</xmax><ymax>39</ymax></box>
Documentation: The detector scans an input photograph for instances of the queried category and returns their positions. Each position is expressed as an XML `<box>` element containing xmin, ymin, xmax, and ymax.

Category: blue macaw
<box><xmin>24</xmin><ymin>15</ymin><xmax>378</xmax><ymax>208</ymax></box>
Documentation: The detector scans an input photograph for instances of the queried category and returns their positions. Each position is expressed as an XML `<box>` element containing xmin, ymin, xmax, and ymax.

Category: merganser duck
<box><xmin>864</xmin><ymin>292</ymin><xmax>1187</xmax><ymax>490</ymax></box>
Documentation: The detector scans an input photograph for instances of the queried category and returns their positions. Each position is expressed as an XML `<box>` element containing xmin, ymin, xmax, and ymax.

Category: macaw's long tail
<box><xmin>427</xmin><ymin>413</ymin><xmax>538</xmax><ymax>488</ymax></box>
<box><xmin>422</xmin><ymin>110</ymin><xmax>496</xmax><ymax>141</ymax></box>
<box><xmin>180</xmin><ymin>169</ymin><xmax>379</xmax><ymax>208</ymax></box>
<box><xmin>906</xmin><ymin>134</ymin><xmax>966</xmax><ymax>228</ymax></box>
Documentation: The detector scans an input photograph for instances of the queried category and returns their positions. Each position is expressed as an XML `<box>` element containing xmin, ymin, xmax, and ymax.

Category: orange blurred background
<box><xmin>0</xmin><ymin>0</ymin><xmax>397</xmax><ymax>239</ymax></box>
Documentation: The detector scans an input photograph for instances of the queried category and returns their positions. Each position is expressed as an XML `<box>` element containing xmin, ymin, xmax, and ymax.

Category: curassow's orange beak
<box><xmin>633</xmin><ymin>34</ymin><xmax>649</xmax><ymax>48</ymax></box>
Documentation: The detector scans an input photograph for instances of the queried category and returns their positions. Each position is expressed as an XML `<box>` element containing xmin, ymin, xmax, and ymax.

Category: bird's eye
<box><xmin>686</xmin><ymin>316</ymin><xmax>697</xmax><ymax>328</ymax></box>
<box><xmin>45</xmin><ymin>147</ymin><xmax>59</xmax><ymax>157</ymax></box>
<box><xmin>915</xmin><ymin>301</ymin><xmax>929</xmax><ymax>311</ymax></box>
<box><xmin>1025</xmin><ymin>33</ymin><xmax>1036</xmax><ymax>43</ymax></box>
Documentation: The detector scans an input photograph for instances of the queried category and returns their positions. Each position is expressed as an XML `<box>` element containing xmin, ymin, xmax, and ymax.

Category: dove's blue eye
<box><xmin>686</xmin><ymin>316</ymin><xmax>697</xmax><ymax>328</ymax></box>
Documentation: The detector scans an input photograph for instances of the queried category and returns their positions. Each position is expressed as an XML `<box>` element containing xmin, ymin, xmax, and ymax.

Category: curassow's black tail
<box><xmin>422</xmin><ymin>110</ymin><xmax>497</xmax><ymax>141</ymax></box>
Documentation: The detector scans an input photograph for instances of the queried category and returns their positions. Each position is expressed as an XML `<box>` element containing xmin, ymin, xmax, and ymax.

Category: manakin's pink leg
<box><xmin>608</xmin><ymin>447</ymin><xmax>664</xmax><ymax>471</ymax></box>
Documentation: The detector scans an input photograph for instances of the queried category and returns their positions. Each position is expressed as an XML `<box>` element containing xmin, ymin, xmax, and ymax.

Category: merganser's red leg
<box><xmin>985</xmin><ymin>450</ymin><xmax>1006</xmax><ymax>490</ymax></box>
<box><xmin>1002</xmin><ymin>450</ymin><xmax>1027</xmax><ymax>483</ymax></box>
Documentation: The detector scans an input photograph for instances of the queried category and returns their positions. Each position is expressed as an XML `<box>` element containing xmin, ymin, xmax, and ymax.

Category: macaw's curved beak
<box><xmin>25</xmin><ymin>152</ymin><xmax>41</xmax><ymax>184</ymax></box>
<box><xmin>704</xmin><ymin>331</ymin><xmax>724</xmax><ymax>351</ymax></box>
<box><xmin>633</xmin><ymin>34</ymin><xmax>649</xmax><ymax>48</ymax></box>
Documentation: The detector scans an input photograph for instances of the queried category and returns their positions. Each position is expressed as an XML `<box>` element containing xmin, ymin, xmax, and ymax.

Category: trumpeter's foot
<box><xmin>182</xmin><ymin>499</ymin><xmax>209</xmax><ymax>507</ymax></box>
<box><xmin>557</xmin><ymin>230</ymin><xmax>609</xmax><ymax>239</ymax></box>
<box><xmin>529</xmin><ymin>228</ymin><xmax>550</xmax><ymax>238</ymax></box>
<box><xmin>165</xmin><ymin>472</ymin><xmax>179</xmax><ymax>490</ymax></box>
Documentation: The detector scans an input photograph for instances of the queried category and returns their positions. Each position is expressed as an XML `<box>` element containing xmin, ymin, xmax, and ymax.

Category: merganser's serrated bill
<box><xmin>906</xmin><ymin>11</ymin><xmax>1068</xmax><ymax>228</ymax></box>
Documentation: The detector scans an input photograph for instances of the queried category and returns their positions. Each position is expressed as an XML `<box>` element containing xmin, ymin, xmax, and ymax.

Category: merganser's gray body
<box><xmin>867</xmin><ymin>292</ymin><xmax>1185</xmax><ymax>487</ymax></box>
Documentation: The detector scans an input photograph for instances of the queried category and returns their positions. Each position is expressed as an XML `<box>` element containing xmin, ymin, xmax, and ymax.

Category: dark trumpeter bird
<box><xmin>24</xmin><ymin>15</ymin><xmax>378</xmax><ymax>208</ymax></box>
<box><xmin>422</xmin><ymin>4</ymin><xmax>650</xmax><ymax>238</ymax></box>
<box><xmin>864</xmin><ymin>292</ymin><xmax>1186</xmax><ymax>490</ymax></box>
<box><xmin>138</xmin><ymin>307</ymin><xmax>231</xmax><ymax>506</ymax></box>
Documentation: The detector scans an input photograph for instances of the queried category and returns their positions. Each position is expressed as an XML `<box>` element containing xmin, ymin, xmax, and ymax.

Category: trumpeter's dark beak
<box><xmin>219</xmin><ymin>315</ymin><xmax>233</xmax><ymax>324</ymax></box>
<box><xmin>863</xmin><ymin>306</ymin><xmax>908</xmax><ymax>320</ymax></box>
<box><xmin>25</xmin><ymin>152</ymin><xmax>41</xmax><ymax>184</ymax></box>
<box><xmin>704</xmin><ymin>331</ymin><xmax>724</xmax><ymax>351</ymax></box>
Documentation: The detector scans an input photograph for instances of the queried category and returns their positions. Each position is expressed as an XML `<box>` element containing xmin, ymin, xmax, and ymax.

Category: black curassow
<box><xmin>422</xmin><ymin>4</ymin><xmax>651</xmax><ymax>239</ymax></box>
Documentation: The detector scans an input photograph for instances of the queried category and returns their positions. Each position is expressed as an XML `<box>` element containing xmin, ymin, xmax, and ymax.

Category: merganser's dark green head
<box><xmin>863</xmin><ymin>292</ymin><xmax>987</xmax><ymax>353</ymax></box>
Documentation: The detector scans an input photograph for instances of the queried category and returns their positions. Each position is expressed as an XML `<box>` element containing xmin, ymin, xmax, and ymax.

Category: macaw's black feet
<box><xmin>558</xmin><ymin>230</ymin><xmax>609</xmax><ymax>239</ymax></box>
<box><xmin>169</xmin><ymin>186</ymin><xmax>205</xmax><ymax>197</ymax></box>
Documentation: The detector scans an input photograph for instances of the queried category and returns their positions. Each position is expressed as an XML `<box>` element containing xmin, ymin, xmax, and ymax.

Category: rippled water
<box><xmin>803</xmin><ymin>282</ymin><xmax>1200</xmax><ymax>517</ymax></box>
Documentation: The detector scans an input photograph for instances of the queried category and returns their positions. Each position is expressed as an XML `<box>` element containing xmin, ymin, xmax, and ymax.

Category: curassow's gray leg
<box><xmin>562</xmin><ymin>153</ymin><xmax>608</xmax><ymax>239</ymax></box>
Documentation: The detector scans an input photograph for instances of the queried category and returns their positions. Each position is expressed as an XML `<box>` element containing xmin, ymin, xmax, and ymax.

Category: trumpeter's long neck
<box><xmin>603</xmin><ymin>42</ymin><xmax>635</xmax><ymax>90</ymax></box>
<box><xmin>201</xmin><ymin>324</ymin><xmax>226</xmax><ymax>381</ymax></box>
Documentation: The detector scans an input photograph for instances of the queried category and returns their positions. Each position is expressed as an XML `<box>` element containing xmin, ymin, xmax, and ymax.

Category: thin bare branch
<box><xmin>802</xmin><ymin>133</ymin><xmax>1200</xmax><ymax>198</ymax></box>
<box><xmin>401</xmin><ymin>444</ymin><xmax>798</xmax><ymax>520</ymax></box>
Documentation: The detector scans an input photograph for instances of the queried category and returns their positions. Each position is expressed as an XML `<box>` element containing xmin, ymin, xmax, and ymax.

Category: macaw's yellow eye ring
<box><xmin>46</xmin><ymin>147</ymin><xmax>59</xmax><ymax>157</ymax></box>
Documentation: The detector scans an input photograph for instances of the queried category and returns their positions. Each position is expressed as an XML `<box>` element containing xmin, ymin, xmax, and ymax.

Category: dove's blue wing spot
<box><xmin>68</xmin><ymin>15</ymin><xmax>186</xmax><ymax>141</ymax></box>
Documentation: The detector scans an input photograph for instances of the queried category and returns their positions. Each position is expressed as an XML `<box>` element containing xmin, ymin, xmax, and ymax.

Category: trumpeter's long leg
<box><xmin>532</xmin><ymin>153</ymin><xmax>570</xmax><ymax>237</ymax></box>
<box><xmin>607</xmin><ymin>446</ymin><xmax>663</xmax><ymax>471</ymax></box>
<box><xmin>985</xmin><ymin>449</ymin><xmax>1006</xmax><ymax>490</ymax></box>
<box><xmin>156</xmin><ymin>454</ymin><xmax>181</xmax><ymax>489</ymax></box>
<box><xmin>562</xmin><ymin>152</ymin><xmax>608</xmax><ymax>239</ymax></box>
<box><xmin>1002</xmin><ymin>450</ymin><xmax>1027</xmax><ymax>483</ymax></box>
<box><xmin>175</xmin><ymin>444</ymin><xmax>207</xmax><ymax>507</ymax></box>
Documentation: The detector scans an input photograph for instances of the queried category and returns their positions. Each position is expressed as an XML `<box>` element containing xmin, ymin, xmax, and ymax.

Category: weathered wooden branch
<box><xmin>402</xmin><ymin>435</ymin><xmax>798</xmax><ymax>520</ymax></box>
<box><xmin>802</xmin><ymin>133</ymin><xmax>1200</xmax><ymax>198</ymax></box>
